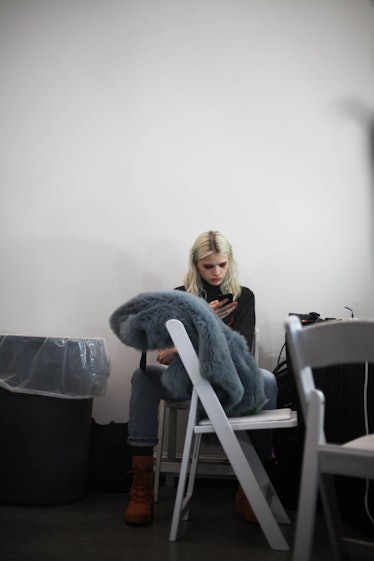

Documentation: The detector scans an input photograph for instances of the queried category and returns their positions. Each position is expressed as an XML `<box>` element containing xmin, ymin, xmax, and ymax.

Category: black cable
<box><xmin>345</xmin><ymin>306</ymin><xmax>354</xmax><ymax>318</ymax></box>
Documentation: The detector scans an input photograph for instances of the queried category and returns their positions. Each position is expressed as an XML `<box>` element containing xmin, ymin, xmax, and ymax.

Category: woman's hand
<box><xmin>210</xmin><ymin>298</ymin><xmax>238</xmax><ymax>320</ymax></box>
<box><xmin>157</xmin><ymin>347</ymin><xmax>178</xmax><ymax>365</ymax></box>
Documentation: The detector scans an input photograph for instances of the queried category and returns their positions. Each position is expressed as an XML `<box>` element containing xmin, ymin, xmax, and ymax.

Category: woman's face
<box><xmin>196</xmin><ymin>253</ymin><xmax>229</xmax><ymax>287</ymax></box>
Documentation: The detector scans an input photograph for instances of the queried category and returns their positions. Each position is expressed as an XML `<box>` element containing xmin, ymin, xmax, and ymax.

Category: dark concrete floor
<box><xmin>0</xmin><ymin>483</ymin><xmax>334</xmax><ymax>561</ymax></box>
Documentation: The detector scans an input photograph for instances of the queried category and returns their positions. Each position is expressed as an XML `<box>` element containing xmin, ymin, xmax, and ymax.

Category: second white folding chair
<box><xmin>165</xmin><ymin>318</ymin><xmax>297</xmax><ymax>551</ymax></box>
<box><xmin>286</xmin><ymin>315</ymin><xmax>374</xmax><ymax>561</ymax></box>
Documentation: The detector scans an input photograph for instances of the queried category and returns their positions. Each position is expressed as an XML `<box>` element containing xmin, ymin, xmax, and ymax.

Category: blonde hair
<box><xmin>184</xmin><ymin>231</ymin><xmax>242</xmax><ymax>300</ymax></box>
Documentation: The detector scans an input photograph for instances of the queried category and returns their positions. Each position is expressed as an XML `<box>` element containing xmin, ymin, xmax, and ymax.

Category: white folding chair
<box><xmin>285</xmin><ymin>315</ymin><xmax>374</xmax><ymax>561</ymax></box>
<box><xmin>165</xmin><ymin>319</ymin><xmax>297</xmax><ymax>551</ymax></box>
<box><xmin>154</xmin><ymin>328</ymin><xmax>260</xmax><ymax>502</ymax></box>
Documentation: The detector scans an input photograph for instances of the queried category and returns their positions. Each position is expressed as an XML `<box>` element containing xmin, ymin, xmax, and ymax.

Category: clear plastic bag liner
<box><xmin>0</xmin><ymin>335</ymin><xmax>110</xmax><ymax>399</ymax></box>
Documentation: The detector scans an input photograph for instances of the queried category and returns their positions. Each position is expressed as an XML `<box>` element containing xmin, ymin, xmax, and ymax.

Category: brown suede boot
<box><xmin>124</xmin><ymin>456</ymin><xmax>154</xmax><ymax>525</ymax></box>
<box><xmin>234</xmin><ymin>485</ymin><xmax>258</xmax><ymax>524</ymax></box>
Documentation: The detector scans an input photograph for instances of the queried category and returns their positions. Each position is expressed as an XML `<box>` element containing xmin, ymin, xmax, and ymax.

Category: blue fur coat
<box><xmin>109</xmin><ymin>290</ymin><xmax>266</xmax><ymax>416</ymax></box>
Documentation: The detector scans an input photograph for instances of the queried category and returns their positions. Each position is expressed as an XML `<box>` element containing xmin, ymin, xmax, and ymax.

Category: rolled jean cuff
<box><xmin>127</xmin><ymin>436</ymin><xmax>158</xmax><ymax>447</ymax></box>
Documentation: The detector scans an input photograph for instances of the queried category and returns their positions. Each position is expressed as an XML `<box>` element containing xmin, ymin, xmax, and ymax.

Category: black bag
<box><xmin>87</xmin><ymin>419</ymin><xmax>132</xmax><ymax>492</ymax></box>
<box><xmin>271</xmin><ymin>358</ymin><xmax>304</xmax><ymax>509</ymax></box>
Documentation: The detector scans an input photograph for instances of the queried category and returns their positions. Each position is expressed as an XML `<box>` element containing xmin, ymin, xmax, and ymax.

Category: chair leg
<box><xmin>292</xmin><ymin>452</ymin><xmax>319</xmax><ymax>561</ymax></box>
<box><xmin>181</xmin><ymin>433</ymin><xmax>202</xmax><ymax>520</ymax></box>
<box><xmin>219</xmin><ymin>430</ymin><xmax>289</xmax><ymax>550</ymax></box>
<box><xmin>164</xmin><ymin>406</ymin><xmax>179</xmax><ymax>488</ymax></box>
<box><xmin>153</xmin><ymin>399</ymin><xmax>166</xmax><ymax>503</ymax></box>
<box><xmin>237</xmin><ymin>432</ymin><xmax>290</xmax><ymax>524</ymax></box>
<box><xmin>292</xmin><ymin>395</ymin><xmax>322</xmax><ymax>561</ymax></box>
<box><xmin>169</xmin><ymin>392</ymin><xmax>199</xmax><ymax>541</ymax></box>
<box><xmin>319</xmin><ymin>473</ymin><xmax>349</xmax><ymax>561</ymax></box>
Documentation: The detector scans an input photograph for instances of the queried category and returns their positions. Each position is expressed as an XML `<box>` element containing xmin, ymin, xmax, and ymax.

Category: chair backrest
<box><xmin>285</xmin><ymin>315</ymin><xmax>374</xmax><ymax>420</ymax></box>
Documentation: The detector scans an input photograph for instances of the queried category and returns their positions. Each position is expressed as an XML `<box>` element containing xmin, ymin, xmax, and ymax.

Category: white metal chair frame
<box><xmin>285</xmin><ymin>316</ymin><xmax>374</xmax><ymax>561</ymax></box>
<box><xmin>165</xmin><ymin>319</ymin><xmax>297</xmax><ymax>551</ymax></box>
<box><xmin>154</xmin><ymin>328</ymin><xmax>260</xmax><ymax>501</ymax></box>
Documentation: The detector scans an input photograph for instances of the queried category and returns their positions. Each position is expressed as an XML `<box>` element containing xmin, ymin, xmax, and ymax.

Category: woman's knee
<box><xmin>130</xmin><ymin>364</ymin><xmax>169</xmax><ymax>400</ymax></box>
<box><xmin>130</xmin><ymin>368</ymin><xmax>147</xmax><ymax>389</ymax></box>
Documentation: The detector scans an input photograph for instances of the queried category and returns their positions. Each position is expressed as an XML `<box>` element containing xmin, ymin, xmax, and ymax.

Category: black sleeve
<box><xmin>229</xmin><ymin>287</ymin><xmax>256</xmax><ymax>350</ymax></box>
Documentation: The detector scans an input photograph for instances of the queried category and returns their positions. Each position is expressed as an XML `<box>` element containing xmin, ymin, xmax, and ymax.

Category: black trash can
<box><xmin>0</xmin><ymin>335</ymin><xmax>110</xmax><ymax>506</ymax></box>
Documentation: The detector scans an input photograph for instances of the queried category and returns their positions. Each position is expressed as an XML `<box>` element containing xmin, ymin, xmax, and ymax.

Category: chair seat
<box><xmin>343</xmin><ymin>434</ymin><xmax>374</xmax><ymax>451</ymax></box>
<box><xmin>196</xmin><ymin>408</ymin><xmax>297</xmax><ymax>433</ymax></box>
<box><xmin>318</xmin><ymin>438</ymin><xmax>374</xmax><ymax>477</ymax></box>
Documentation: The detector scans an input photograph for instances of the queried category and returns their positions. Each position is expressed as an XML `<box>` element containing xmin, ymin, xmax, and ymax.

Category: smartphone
<box><xmin>217</xmin><ymin>293</ymin><xmax>233</xmax><ymax>303</ymax></box>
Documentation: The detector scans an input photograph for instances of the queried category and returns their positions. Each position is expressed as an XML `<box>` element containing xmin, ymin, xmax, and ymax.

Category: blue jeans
<box><xmin>128</xmin><ymin>365</ymin><xmax>278</xmax><ymax>463</ymax></box>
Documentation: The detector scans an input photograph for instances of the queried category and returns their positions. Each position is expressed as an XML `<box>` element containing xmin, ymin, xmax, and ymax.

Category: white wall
<box><xmin>1</xmin><ymin>0</ymin><xmax>373</xmax><ymax>423</ymax></box>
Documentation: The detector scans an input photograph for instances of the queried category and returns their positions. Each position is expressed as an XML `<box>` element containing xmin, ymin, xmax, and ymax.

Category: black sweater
<box><xmin>174</xmin><ymin>282</ymin><xmax>255</xmax><ymax>350</ymax></box>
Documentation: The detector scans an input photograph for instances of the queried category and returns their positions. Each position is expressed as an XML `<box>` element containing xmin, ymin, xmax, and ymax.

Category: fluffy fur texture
<box><xmin>109</xmin><ymin>290</ymin><xmax>266</xmax><ymax>416</ymax></box>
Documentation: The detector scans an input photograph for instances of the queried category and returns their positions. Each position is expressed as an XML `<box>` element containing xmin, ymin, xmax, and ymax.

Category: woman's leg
<box><xmin>127</xmin><ymin>365</ymin><xmax>170</xmax><ymax>448</ymax></box>
<box><xmin>125</xmin><ymin>364</ymin><xmax>172</xmax><ymax>525</ymax></box>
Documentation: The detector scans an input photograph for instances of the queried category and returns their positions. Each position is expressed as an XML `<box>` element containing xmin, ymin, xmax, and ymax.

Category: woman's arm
<box><xmin>229</xmin><ymin>287</ymin><xmax>256</xmax><ymax>350</ymax></box>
